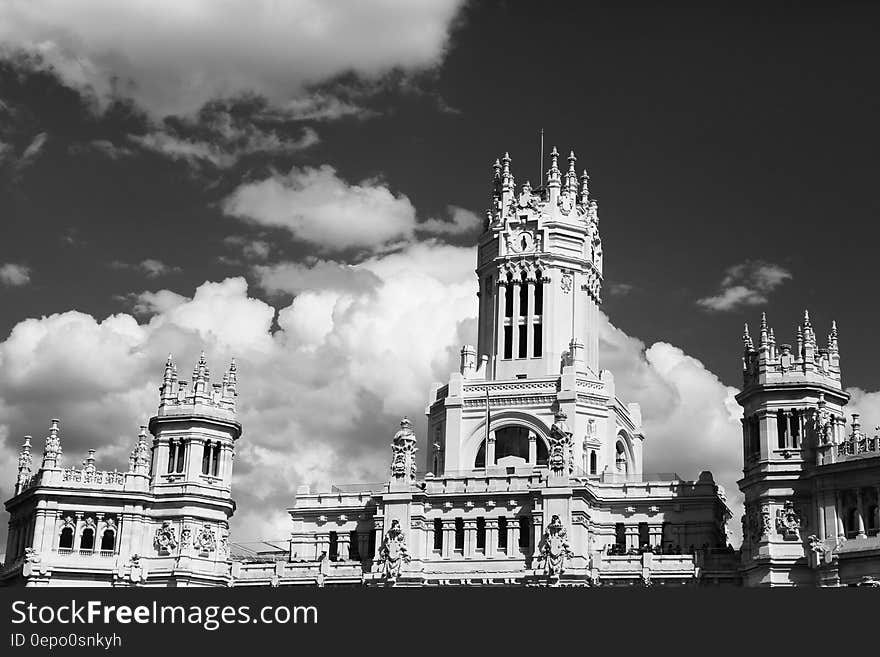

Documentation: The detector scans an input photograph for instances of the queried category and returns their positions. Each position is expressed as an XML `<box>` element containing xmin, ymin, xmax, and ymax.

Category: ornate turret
<box><xmin>390</xmin><ymin>416</ymin><xmax>418</xmax><ymax>485</ymax></box>
<box><xmin>41</xmin><ymin>419</ymin><xmax>61</xmax><ymax>469</ymax></box>
<box><xmin>128</xmin><ymin>425</ymin><xmax>151</xmax><ymax>476</ymax></box>
<box><xmin>15</xmin><ymin>436</ymin><xmax>33</xmax><ymax>494</ymax></box>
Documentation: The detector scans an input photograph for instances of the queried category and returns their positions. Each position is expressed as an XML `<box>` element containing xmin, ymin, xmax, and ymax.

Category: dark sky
<box><xmin>2</xmin><ymin>1</ymin><xmax>878</xmax><ymax>391</ymax></box>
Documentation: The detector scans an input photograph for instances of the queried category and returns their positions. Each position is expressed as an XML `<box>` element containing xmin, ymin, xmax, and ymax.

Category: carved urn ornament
<box><xmin>377</xmin><ymin>519</ymin><xmax>411</xmax><ymax>582</ymax></box>
<box><xmin>539</xmin><ymin>515</ymin><xmax>573</xmax><ymax>578</ymax></box>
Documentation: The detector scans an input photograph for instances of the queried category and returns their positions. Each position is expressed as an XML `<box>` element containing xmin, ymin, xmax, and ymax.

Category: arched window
<box><xmin>615</xmin><ymin>441</ymin><xmax>628</xmax><ymax>474</ymax></box>
<box><xmin>59</xmin><ymin>527</ymin><xmax>74</xmax><ymax>550</ymax></box>
<box><xmin>589</xmin><ymin>451</ymin><xmax>598</xmax><ymax>475</ymax></box>
<box><xmin>100</xmin><ymin>529</ymin><xmax>115</xmax><ymax>552</ymax></box>
<box><xmin>80</xmin><ymin>528</ymin><xmax>95</xmax><ymax>551</ymax></box>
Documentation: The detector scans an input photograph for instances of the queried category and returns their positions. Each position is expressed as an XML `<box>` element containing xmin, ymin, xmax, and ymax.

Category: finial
<box><xmin>493</xmin><ymin>158</ymin><xmax>501</xmax><ymax>176</ymax></box>
<box><xmin>759</xmin><ymin>312</ymin><xmax>768</xmax><ymax>347</ymax></box>
<box><xmin>743</xmin><ymin>323</ymin><xmax>753</xmax><ymax>350</ymax></box>
<box><xmin>568</xmin><ymin>150</ymin><xmax>577</xmax><ymax>171</ymax></box>
<box><xmin>502</xmin><ymin>152</ymin><xmax>511</xmax><ymax>174</ymax></box>
<box><xmin>580</xmin><ymin>169</ymin><xmax>590</xmax><ymax>204</ymax></box>
<box><xmin>803</xmin><ymin>309</ymin><xmax>811</xmax><ymax>327</ymax></box>
<box><xmin>550</xmin><ymin>146</ymin><xmax>559</xmax><ymax>166</ymax></box>
<box><xmin>165</xmin><ymin>353</ymin><xmax>173</xmax><ymax>367</ymax></box>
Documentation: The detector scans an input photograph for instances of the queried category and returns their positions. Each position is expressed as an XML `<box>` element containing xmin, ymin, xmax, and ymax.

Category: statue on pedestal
<box><xmin>539</xmin><ymin>515</ymin><xmax>573</xmax><ymax>578</ymax></box>
<box><xmin>377</xmin><ymin>519</ymin><xmax>411</xmax><ymax>583</ymax></box>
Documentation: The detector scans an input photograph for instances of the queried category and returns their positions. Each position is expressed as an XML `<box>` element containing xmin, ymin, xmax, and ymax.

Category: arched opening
<box><xmin>589</xmin><ymin>451</ymin><xmax>597</xmax><ymax>475</ymax></box>
<box><xmin>100</xmin><ymin>529</ymin><xmax>115</xmax><ymax>552</ymax></box>
<box><xmin>867</xmin><ymin>505</ymin><xmax>879</xmax><ymax>537</ymax></box>
<box><xmin>80</xmin><ymin>527</ymin><xmax>95</xmax><ymax>551</ymax></box>
<box><xmin>59</xmin><ymin>527</ymin><xmax>74</xmax><ymax>550</ymax></box>
<box><xmin>615</xmin><ymin>441</ymin><xmax>628</xmax><ymax>474</ymax></box>
<box><xmin>474</xmin><ymin>426</ymin><xmax>548</xmax><ymax>468</ymax></box>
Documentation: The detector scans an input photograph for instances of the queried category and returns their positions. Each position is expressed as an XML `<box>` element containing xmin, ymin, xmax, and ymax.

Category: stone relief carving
<box><xmin>154</xmin><ymin>521</ymin><xmax>178</xmax><ymax>552</ymax></box>
<box><xmin>560</xmin><ymin>273</ymin><xmax>573</xmax><ymax>294</ymax></box>
<box><xmin>377</xmin><ymin>519</ymin><xmax>411</xmax><ymax>582</ymax></box>
<box><xmin>194</xmin><ymin>524</ymin><xmax>217</xmax><ymax>553</ymax></box>
<box><xmin>538</xmin><ymin>515</ymin><xmax>573</xmax><ymax>578</ymax></box>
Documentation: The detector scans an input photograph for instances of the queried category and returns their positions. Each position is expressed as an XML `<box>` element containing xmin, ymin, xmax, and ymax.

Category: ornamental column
<box><xmin>486</xmin><ymin>518</ymin><xmax>498</xmax><ymax>558</ymax></box>
<box><xmin>442</xmin><ymin>519</ymin><xmax>454</xmax><ymax>559</ymax></box>
<box><xmin>496</xmin><ymin>283</ymin><xmax>507</xmax><ymax>360</ymax></box>
<box><xmin>856</xmin><ymin>489</ymin><xmax>867</xmax><ymax>538</ymax></box>
<box><xmin>506</xmin><ymin>519</ymin><xmax>517</xmax><ymax>557</ymax></box>
<box><xmin>464</xmin><ymin>519</ymin><xmax>477</xmax><ymax>558</ymax></box>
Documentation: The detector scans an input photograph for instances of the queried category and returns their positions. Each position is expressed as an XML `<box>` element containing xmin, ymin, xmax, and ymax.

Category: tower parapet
<box><xmin>742</xmin><ymin>311</ymin><xmax>841</xmax><ymax>390</ymax></box>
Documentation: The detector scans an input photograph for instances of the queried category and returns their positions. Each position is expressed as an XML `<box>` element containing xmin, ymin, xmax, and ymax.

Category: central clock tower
<box><xmin>476</xmin><ymin>147</ymin><xmax>603</xmax><ymax>379</ymax></box>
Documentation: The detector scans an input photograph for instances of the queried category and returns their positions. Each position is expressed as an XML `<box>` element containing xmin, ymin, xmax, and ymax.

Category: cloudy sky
<box><xmin>1</xmin><ymin>1</ymin><xmax>879</xmax><ymax>549</ymax></box>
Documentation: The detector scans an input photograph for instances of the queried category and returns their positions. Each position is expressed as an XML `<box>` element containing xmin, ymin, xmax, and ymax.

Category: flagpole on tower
<box><xmin>539</xmin><ymin>128</ymin><xmax>544</xmax><ymax>184</ymax></box>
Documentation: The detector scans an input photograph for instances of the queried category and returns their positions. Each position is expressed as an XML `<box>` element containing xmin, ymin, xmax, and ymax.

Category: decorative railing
<box><xmin>61</xmin><ymin>468</ymin><xmax>125</xmax><ymax>487</ymax></box>
<box><xmin>596</xmin><ymin>472</ymin><xmax>682</xmax><ymax>483</ymax></box>
<box><xmin>837</xmin><ymin>435</ymin><xmax>880</xmax><ymax>457</ymax></box>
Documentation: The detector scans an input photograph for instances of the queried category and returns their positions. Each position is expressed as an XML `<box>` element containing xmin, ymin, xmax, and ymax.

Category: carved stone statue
<box><xmin>776</xmin><ymin>501</ymin><xmax>803</xmax><ymax>541</ymax></box>
<box><xmin>390</xmin><ymin>417</ymin><xmax>418</xmax><ymax>482</ymax></box>
<box><xmin>154</xmin><ymin>521</ymin><xmax>178</xmax><ymax>552</ymax></box>
<box><xmin>548</xmin><ymin>411</ymin><xmax>573</xmax><ymax>475</ymax></box>
<box><xmin>377</xmin><ymin>519</ymin><xmax>411</xmax><ymax>582</ymax></box>
<box><xmin>539</xmin><ymin>515</ymin><xmax>573</xmax><ymax>578</ymax></box>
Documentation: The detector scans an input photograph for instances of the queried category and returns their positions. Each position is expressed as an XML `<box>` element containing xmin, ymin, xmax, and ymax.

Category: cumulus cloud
<box><xmin>0</xmin><ymin>240</ymin><xmax>754</xmax><ymax>548</ymax></box>
<box><xmin>697</xmin><ymin>261</ymin><xmax>792</xmax><ymax>312</ymax></box>
<box><xmin>223</xmin><ymin>165</ymin><xmax>481</xmax><ymax>253</ymax></box>
<box><xmin>0</xmin><ymin>263</ymin><xmax>32</xmax><ymax>286</ymax></box>
<box><xmin>0</xmin><ymin>0</ymin><xmax>465</xmax><ymax>118</ymax></box>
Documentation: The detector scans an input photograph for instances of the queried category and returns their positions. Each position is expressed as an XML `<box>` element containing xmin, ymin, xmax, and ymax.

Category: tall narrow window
<box><xmin>790</xmin><ymin>410</ymin><xmax>800</xmax><ymax>448</ymax></box>
<box><xmin>519</xmin><ymin>274</ymin><xmax>528</xmax><ymax>312</ymax></box>
<box><xmin>454</xmin><ymin>518</ymin><xmax>464</xmax><ymax>551</ymax></box>
<box><xmin>534</xmin><ymin>276</ymin><xmax>543</xmax><ymax>314</ymax></box>
<box><xmin>589</xmin><ymin>451</ymin><xmax>597</xmax><ymax>475</ymax></box>
<box><xmin>498</xmin><ymin>517</ymin><xmax>508</xmax><ymax>550</ymax></box>
<box><xmin>638</xmin><ymin>522</ymin><xmax>650</xmax><ymax>549</ymax></box>
<box><xmin>328</xmin><ymin>531</ymin><xmax>338</xmax><ymax>562</ymax></box>
<box><xmin>476</xmin><ymin>517</ymin><xmax>486</xmax><ymax>550</ymax></box>
<box><xmin>504</xmin><ymin>280</ymin><xmax>513</xmax><ymax>318</ymax></box>
<box><xmin>368</xmin><ymin>528</ymin><xmax>376</xmax><ymax>557</ymax></box>
<box><xmin>777</xmin><ymin>410</ymin><xmax>786</xmax><ymax>449</ymax></box>
<box><xmin>433</xmin><ymin>519</ymin><xmax>443</xmax><ymax>551</ymax></box>
<box><xmin>202</xmin><ymin>441</ymin><xmax>211</xmax><ymax>474</ymax></box>
<box><xmin>212</xmin><ymin>443</ymin><xmax>221</xmax><ymax>476</ymax></box>
<box><xmin>176</xmin><ymin>442</ymin><xmax>185</xmax><ymax>473</ymax></box>
<box><xmin>518</xmin><ymin>516</ymin><xmax>530</xmax><ymax>549</ymax></box>
<box><xmin>517</xmin><ymin>325</ymin><xmax>528</xmax><ymax>358</ymax></box>
<box><xmin>503</xmin><ymin>326</ymin><xmax>513</xmax><ymax>359</ymax></box>
<box><xmin>615</xmin><ymin>523</ymin><xmax>626</xmax><ymax>552</ymax></box>
<box><xmin>167</xmin><ymin>440</ymin><xmax>176</xmax><ymax>473</ymax></box>
<box><xmin>533</xmin><ymin>324</ymin><xmax>542</xmax><ymax>357</ymax></box>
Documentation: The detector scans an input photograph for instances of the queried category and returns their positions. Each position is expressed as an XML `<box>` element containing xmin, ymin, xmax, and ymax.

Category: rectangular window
<box><xmin>498</xmin><ymin>517</ymin><xmax>508</xmax><ymax>550</ymax></box>
<box><xmin>533</xmin><ymin>323</ymin><xmax>542</xmax><ymax>357</ymax></box>
<box><xmin>518</xmin><ymin>516</ymin><xmax>530</xmax><ymax>549</ymax></box>
<box><xmin>349</xmin><ymin>531</ymin><xmax>360</xmax><ymax>561</ymax></box>
<box><xmin>519</xmin><ymin>280</ymin><xmax>528</xmax><ymax>313</ymax></box>
<box><xmin>476</xmin><ymin>517</ymin><xmax>486</xmax><ymax>550</ymax></box>
<box><xmin>212</xmin><ymin>444</ymin><xmax>221</xmax><ymax>477</ymax></box>
<box><xmin>167</xmin><ymin>442</ymin><xmax>176</xmax><ymax>473</ymax></box>
<box><xmin>518</xmin><ymin>324</ymin><xmax>527</xmax><ymax>358</ymax></box>
<box><xmin>534</xmin><ymin>281</ymin><xmax>543</xmax><ymax>315</ymax></box>
<box><xmin>202</xmin><ymin>442</ymin><xmax>211</xmax><ymax>474</ymax></box>
<box><xmin>638</xmin><ymin>522</ymin><xmax>650</xmax><ymax>549</ymax></box>
<box><xmin>433</xmin><ymin>519</ymin><xmax>443</xmax><ymax>551</ymax></box>
<box><xmin>454</xmin><ymin>518</ymin><xmax>464</xmax><ymax>551</ymax></box>
<box><xmin>368</xmin><ymin>528</ymin><xmax>376</xmax><ymax>557</ymax></box>
<box><xmin>503</xmin><ymin>326</ymin><xmax>513</xmax><ymax>359</ymax></box>
<box><xmin>790</xmin><ymin>411</ymin><xmax>800</xmax><ymax>448</ymax></box>
<box><xmin>328</xmin><ymin>531</ymin><xmax>338</xmax><ymax>562</ymax></box>
<box><xmin>504</xmin><ymin>285</ymin><xmax>513</xmax><ymax>318</ymax></box>
<box><xmin>615</xmin><ymin>523</ymin><xmax>626</xmax><ymax>552</ymax></box>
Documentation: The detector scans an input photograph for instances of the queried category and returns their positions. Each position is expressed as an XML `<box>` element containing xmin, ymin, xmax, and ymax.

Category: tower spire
<box><xmin>759</xmin><ymin>312</ymin><xmax>768</xmax><ymax>348</ymax></box>
<box><xmin>42</xmin><ymin>419</ymin><xmax>61</xmax><ymax>468</ymax></box>
<box><xmin>743</xmin><ymin>323</ymin><xmax>753</xmax><ymax>351</ymax></box>
<box><xmin>16</xmin><ymin>436</ymin><xmax>33</xmax><ymax>494</ymax></box>
<box><xmin>565</xmin><ymin>150</ymin><xmax>578</xmax><ymax>195</ymax></box>
<box><xmin>580</xmin><ymin>169</ymin><xmax>590</xmax><ymax>206</ymax></box>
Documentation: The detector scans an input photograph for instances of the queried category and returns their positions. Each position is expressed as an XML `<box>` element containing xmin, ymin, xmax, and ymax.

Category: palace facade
<box><xmin>2</xmin><ymin>146</ymin><xmax>878</xmax><ymax>587</ymax></box>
